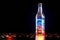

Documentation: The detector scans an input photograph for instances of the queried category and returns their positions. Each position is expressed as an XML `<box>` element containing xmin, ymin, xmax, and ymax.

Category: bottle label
<box><xmin>37</xmin><ymin>19</ymin><xmax>42</xmax><ymax>26</ymax></box>
<box><xmin>36</xmin><ymin>18</ymin><xmax>45</xmax><ymax>30</ymax></box>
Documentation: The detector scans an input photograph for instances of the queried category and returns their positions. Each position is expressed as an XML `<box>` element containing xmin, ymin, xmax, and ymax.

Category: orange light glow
<box><xmin>36</xmin><ymin>34</ymin><xmax>45</xmax><ymax>40</ymax></box>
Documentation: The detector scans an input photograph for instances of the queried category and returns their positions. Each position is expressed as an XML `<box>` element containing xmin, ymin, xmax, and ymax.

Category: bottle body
<box><xmin>35</xmin><ymin>3</ymin><xmax>45</xmax><ymax>40</ymax></box>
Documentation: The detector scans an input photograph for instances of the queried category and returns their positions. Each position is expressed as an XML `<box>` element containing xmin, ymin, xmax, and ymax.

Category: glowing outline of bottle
<box><xmin>35</xmin><ymin>3</ymin><xmax>45</xmax><ymax>40</ymax></box>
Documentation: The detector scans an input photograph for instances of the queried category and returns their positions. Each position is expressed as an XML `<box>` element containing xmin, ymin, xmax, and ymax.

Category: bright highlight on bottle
<box><xmin>36</xmin><ymin>34</ymin><xmax>45</xmax><ymax>40</ymax></box>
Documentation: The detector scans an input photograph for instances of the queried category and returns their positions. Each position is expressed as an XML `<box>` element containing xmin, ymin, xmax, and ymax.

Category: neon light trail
<box><xmin>35</xmin><ymin>3</ymin><xmax>45</xmax><ymax>40</ymax></box>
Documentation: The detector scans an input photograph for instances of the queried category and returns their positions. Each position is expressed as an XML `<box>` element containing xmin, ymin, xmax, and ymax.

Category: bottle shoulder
<box><xmin>36</xmin><ymin>14</ymin><xmax>45</xmax><ymax>19</ymax></box>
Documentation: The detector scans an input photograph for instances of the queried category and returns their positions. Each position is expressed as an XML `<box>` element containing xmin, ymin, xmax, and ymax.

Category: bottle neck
<box><xmin>37</xmin><ymin>6</ymin><xmax>42</xmax><ymax>16</ymax></box>
<box><xmin>38</xmin><ymin>3</ymin><xmax>42</xmax><ymax>15</ymax></box>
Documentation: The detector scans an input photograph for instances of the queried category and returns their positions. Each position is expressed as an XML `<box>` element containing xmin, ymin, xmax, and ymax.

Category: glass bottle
<box><xmin>35</xmin><ymin>3</ymin><xmax>45</xmax><ymax>40</ymax></box>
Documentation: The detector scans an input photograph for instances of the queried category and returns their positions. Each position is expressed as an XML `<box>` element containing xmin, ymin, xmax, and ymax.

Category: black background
<box><xmin>0</xmin><ymin>0</ymin><xmax>60</xmax><ymax>33</ymax></box>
